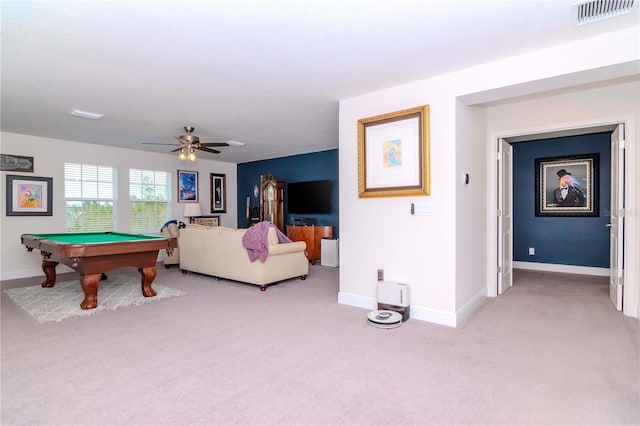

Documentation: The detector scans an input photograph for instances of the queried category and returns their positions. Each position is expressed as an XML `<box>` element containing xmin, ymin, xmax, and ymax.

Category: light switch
<box><xmin>413</xmin><ymin>203</ymin><xmax>433</xmax><ymax>216</ymax></box>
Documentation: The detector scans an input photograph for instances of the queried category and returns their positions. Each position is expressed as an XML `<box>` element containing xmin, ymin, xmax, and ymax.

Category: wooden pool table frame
<box><xmin>21</xmin><ymin>232</ymin><xmax>177</xmax><ymax>310</ymax></box>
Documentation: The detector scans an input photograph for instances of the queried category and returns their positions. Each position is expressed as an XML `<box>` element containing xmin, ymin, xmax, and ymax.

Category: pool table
<box><xmin>21</xmin><ymin>232</ymin><xmax>177</xmax><ymax>310</ymax></box>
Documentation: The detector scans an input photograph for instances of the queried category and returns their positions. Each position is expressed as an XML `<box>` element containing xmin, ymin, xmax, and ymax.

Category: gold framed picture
<box><xmin>357</xmin><ymin>105</ymin><xmax>430</xmax><ymax>198</ymax></box>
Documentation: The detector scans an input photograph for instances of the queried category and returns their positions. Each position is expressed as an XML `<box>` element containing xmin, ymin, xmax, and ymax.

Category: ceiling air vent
<box><xmin>575</xmin><ymin>0</ymin><xmax>636</xmax><ymax>25</ymax></box>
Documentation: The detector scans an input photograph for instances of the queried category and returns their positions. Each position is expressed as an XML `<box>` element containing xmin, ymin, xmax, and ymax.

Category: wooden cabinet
<box><xmin>286</xmin><ymin>225</ymin><xmax>333</xmax><ymax>263</ymax></box>
<box><xmin>261</xmin><ymin>174</ymin><xmax>285</xmax><ymax>231</ymax></box>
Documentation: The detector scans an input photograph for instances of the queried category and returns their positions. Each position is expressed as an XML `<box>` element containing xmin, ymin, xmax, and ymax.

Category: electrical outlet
<box><xmin>377</xmin><ymin>269</ymin><xmax>384</xmax><ymax>281</ymax></box>
<box><xmin>529</xmin><ymin>247</ymin><xmax>535</xmax><ymax>256</ymax></box>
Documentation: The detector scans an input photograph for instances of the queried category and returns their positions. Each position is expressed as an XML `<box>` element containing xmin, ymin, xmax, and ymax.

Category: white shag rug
<box><xmin>4</xmin><ymin>274</ymin><xmax>186</xmax><ymax>324</ymax></box>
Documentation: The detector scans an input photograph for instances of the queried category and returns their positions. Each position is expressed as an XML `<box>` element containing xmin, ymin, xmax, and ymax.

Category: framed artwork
<box><xmin>6</xmin><ymin>175</ymin><xmax>53</xmax><ymax>216</ymax></box>
<box><xmin>193</xmin><ymin>215</ymin><xmax>220</xmax><ymax>227</ymax></box>
<box><xmin>178</xmin><ymin>170</ymin><xmax>198</xmax><ymax>203</ymax></box>
<box><xmin>535</xmin><ymin>153</ymin><xmax>599</xmax><ymax>217</ymax></box>
<box><xmin>357</xmin><ymin>105</ymin><xmax>430</xmax><ymax>197</ymax></box>
<box><xmin>1</xmin><ymin>154</ymin><xmax>34</xmax><ymax>172</ymax></box>
<box><xmin>210</xmin><ymin>173</ymin><xmax>227</xmax><ymax>213</ymax></box>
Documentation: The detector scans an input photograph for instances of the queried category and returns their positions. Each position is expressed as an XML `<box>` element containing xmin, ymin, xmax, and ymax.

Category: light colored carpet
<box><xmin>1</xmin><ymin>267</ymin><xmax>638</xmax><ymax>425</ymax></box>
<box><xmin>3</xmin><ymin>274</ymin><xmax>185</xmax><ymax>324</ymax></box>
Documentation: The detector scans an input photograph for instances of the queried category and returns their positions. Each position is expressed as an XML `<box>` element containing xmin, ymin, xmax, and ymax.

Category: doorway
<box><xmin>490</xmin><ymin>119</ymin><xmax>635</xmax><ymax>316</ymax></box>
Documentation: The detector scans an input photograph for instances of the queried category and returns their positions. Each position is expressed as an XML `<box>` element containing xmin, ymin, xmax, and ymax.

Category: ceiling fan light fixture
<box><xmin>179</xmin><ymin>148</ymin><xmax>187</xmax><ymax>160</ymax></box>
<box><xmin>188</xmin><ymin>148</ymin><xmax>197</xmax><ymax>161</ymax></box>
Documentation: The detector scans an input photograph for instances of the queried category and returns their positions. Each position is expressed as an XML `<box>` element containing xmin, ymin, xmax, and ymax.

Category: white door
<box><xmin>609</xmin><ymin>125</ymin><xmax>625</xmax><ymax>310</ymax></box>
<box><xmin>498</xmin><ymin>139</ymin><xmax>513</xmax><ymax>294</ymax></box>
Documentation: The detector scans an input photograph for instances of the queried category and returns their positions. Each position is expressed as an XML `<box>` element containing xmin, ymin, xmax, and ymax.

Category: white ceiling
<box><xmin>2</xmin><ymin>0</ymin><xmax>638</xmax><ymax>163</ymax></box>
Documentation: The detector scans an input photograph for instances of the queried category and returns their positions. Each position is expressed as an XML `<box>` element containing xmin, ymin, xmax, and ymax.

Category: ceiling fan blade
<box><xmin>200</xmin><ymin>142</ymin><xmax>230</xmax><ymax>147</ymax></box>
<box><xmin>170</xmin><ymin>147</ymin><xmax>183</xmax><ymax>152</ymax></box>
<box><xmin>196</xmin><ymin>146</ymin><xmax>221</xmax><ymax>154</ymax></box>
<box><xmin>142</xmin><ymin>142</ymin><xmax>180</xmax><ymax>146</ymax></box>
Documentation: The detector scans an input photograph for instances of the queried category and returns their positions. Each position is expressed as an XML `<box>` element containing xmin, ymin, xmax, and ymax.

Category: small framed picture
<box><xmin>178</xmin><ymin>170</ymin><xmax>198</xmax><ymax>203</ymax></box>
<box><xmin>535</xmin><ymin>153</ymin><xmax>599</xmax><ymax>217</ymax></box>
<box><xmin>6</xmin><ymin>175</ymin><xmax>53</xmax><ymax>216</ymax></box>
<box><xmin>1</xmin><ymin>154</ymin><xmax>34</xmax><ymax>172</ymax></box>
<box><xmin>210</xmin><ymin>173</ymin><xmax>226</xmax><ymax>213</ymax></box>
<box><xmin>193</xmin><ymin>215</ymin><xmax>220</xmax><ymax>226</ymax></box>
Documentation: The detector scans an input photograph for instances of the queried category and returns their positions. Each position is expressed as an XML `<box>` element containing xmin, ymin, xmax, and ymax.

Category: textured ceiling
<box><xmin>2</xmin><ymin>0</ymin><xmax>638</xmax><ymax>163</ymax></box>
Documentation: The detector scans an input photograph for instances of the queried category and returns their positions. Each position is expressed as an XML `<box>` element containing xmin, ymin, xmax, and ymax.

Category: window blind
<box><xmin>64</xmin><ymin>163</ymin><xmax>117</xmax><ymax>232</ymax></box>
<box><xmin>130</xmin><ymin>169</ymin><xmax>171</xmax><ymax>232</ymax></box>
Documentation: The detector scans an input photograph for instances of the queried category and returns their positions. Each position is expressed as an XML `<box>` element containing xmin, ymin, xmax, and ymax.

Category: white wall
<box><xmin>454</xmin><ymin>102</ymin><xmax>487</xmax><ymax>318</ymax></box>
<box><xmin>339</xmin><ymin>80</ymin><xmax>459</xmax><ymax>325</ymax></box>
<box><xmin>0</xmin><ymin>132</ymin><xmax>237</xmax><ymax>280</ymax></box>
<box><xmin>338</xmin><ymin>27</ymin><xmax>639</xmax><ymax>326</ymax></box>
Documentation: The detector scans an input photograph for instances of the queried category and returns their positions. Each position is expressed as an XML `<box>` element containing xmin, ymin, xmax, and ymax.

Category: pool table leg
<box><xmin>41</xmin><ymin>260</ymin><xmax>59</xmax><ymax>288</ymax></box>
<box><xmin>139</xmin><ymin>266</ymin><xmax>157</xmax><ymax>298</ymax></box>
<box><xmin>79</xmin><ymin>273</ymin><xmax>101</xmax><ymax>310</ymax></box>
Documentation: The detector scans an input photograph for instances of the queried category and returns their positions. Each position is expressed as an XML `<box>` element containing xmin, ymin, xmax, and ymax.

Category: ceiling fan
<box><xmin>142</xmin><ymin>126</ymin><xmax>244</xmax><ymax>161</ymax></box>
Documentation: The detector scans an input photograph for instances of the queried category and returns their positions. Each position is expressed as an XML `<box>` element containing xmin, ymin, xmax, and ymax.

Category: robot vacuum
<box><xmin>367</xmin><ymin>310</ymin><xmax>403</xmax><ymax>329</ymax></box>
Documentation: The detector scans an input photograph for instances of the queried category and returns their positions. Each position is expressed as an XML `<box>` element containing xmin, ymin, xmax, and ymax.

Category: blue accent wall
<box><xmin>237</xmin><ymin>149</ymin><xmax>339</xmax><ymax>235</ymax></box>
<box><xmin>513</xmin><ymin>133</ymin><xmax>610</xmax><ymax>267</ymax></box>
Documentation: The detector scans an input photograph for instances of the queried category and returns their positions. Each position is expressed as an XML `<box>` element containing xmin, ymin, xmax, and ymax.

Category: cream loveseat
<box><xmin>179</xmin><ymin>225</ymin><xmax>309</xmax><ymax>290</ymax></box>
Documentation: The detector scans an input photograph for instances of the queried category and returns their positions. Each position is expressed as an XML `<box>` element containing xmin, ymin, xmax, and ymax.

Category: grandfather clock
<box><xmin>260</xmin><ymin>174</ymin><xmax>285</xmax><ymax>231</ymax></box>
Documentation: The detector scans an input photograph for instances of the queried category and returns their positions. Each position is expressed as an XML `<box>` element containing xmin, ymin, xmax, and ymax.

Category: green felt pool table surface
<box><xmin>29</xmin><ymin>232</ymin><xmax>167</xmax><ymax>244</ymax></box>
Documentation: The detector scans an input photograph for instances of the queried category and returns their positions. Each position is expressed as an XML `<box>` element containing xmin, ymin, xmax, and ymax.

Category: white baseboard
<box><xmin>454</xmin><ymin>287</ymin><xmax>487</xmax><ymax>326</ymax></box>
<box><xmin>0</xmin><ymin>261</ymin><xmax>166</xmax><ymax>282</ymax></box>
<box><xmin>338</xmin><ymin>291</ymin><xmax>462</xmax><ymax>328</ymax></box>
<box><xmin>337</xmin><ymin>291</ymin><xmax>376</xmax><ymax>310</ymax></box>
<box><xmin>513</xmin><ymin>261</ymin><xmax>609</xmax><ymax>277</ymax></box>
<box><xmin>409</xmin><ymin>305</ymin><xmax>457</xmax><ymax>327</ymax></box>
<box><xmin>0</xmin><ymin>267</ymin><xmax>49</xmax><ymax>281</ymax></box>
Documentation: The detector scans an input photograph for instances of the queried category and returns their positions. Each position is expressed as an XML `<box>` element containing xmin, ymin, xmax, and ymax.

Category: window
<box><xmin>65</xmin><ymin>163</ymin><xmax>117</xmax><ymax>232</ymax></box>
<box><xmin>130</xmin><ymin>169</ymin><xmax>171</xmax><ymax>232</ymax></box>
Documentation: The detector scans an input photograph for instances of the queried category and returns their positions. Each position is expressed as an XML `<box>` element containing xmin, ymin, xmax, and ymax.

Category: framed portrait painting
<box><xmin>178</xmin><ymin>170</ymin><xmax>198</xmax><ymax>203</ymax></box>
<box><xmin>535</xmin><ymin>153</ymin><xmax>599</xmax><ymax>217</ymax></box>
<box><xmin>6</xmin><ymin>175</ymin><xmax>53</xmax><ymax>216</ymax></box>
<box><xmin>357</xmin><ymin>105</ymin><xmax>430</xmax><ymax>198</ymax></box>
<box><xmin>210</xmin><ymin>173</ymin><xmax>226</xmax><ymax>213</ymax></box>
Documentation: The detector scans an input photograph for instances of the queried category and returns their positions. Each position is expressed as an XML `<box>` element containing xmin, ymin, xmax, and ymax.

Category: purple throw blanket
<box><xmin>242</xmin><ymin>221</ymin><xmax>292</xmax><ymax>262</ymax></box>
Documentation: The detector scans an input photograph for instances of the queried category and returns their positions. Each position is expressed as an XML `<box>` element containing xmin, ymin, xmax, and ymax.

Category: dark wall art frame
<box><xmin>535</xmin><ymin>153</ymin><xmax>599</xmax><ymax>217</ymax></box>
<box><xmin>6</xmin><ymin>175</ymin><xmax>53</xmax><ymax>216</ymax></box>
<box><xmin>210</xmin><ymin>173</ymin><xmax>227</xmax><ymax>213</ymax></box>
<box><xmin>177</xmin><ymin>170</ymin><xmax>198</xmax><ymax>203</ymax></box>
<box><xmin>1</xmin><ymin>154</ymin><xmax>34</xmax><ymax>172</ymax></box>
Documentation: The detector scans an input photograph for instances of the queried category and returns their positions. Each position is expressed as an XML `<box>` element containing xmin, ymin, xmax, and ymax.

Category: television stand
<box><xmin>286</xmin><ymin>225</ymin><xmax>333</xmax><ymax>264</ymax></box>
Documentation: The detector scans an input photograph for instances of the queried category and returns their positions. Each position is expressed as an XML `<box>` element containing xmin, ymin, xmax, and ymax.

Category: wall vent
<box><xmin>574</xmin><ymin>0</ymin><xmax>636</xmax><ymax>25</ymax></box>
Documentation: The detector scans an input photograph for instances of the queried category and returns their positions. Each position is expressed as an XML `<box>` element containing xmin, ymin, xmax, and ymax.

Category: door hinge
<box><xmin>497</xmin><ymin>152</ymin><xmax>502</xmax><ymax>161</ymax></box>
<box><xmin>619</xmin><ymin>276</ymin><xmax>624</xmax><ymax>287</ymax></box>
<box><xmin>497</xmin><ymin>209</ymin><xmax>502</xmax><ymax>216</ymax></box>
<box><xmin>497</xmin><ymin>266</ymin><xmax>502</xmax><ymax>274</ymax></box>
<box><xmin>620</xmin><ymin>208</ymin><xmax>625</xmax><ymax>218</ymax></box>
<box><xmin>620</xmin><ymin>139</ymin><xmax>626</xmax><ymax>149</ymax></box>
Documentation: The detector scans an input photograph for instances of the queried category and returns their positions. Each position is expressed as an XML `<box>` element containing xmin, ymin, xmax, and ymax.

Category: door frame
<box><xmin>486</xmin><ymin>115</ymin><xmax>638</xmax><ymax>318</ymax></box>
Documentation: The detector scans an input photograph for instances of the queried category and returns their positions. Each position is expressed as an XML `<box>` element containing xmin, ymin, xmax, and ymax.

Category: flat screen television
<box><xmin>287</xmin><ymin>180</ymin><xmax>331</xmax><ymax>214</ymax></box>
